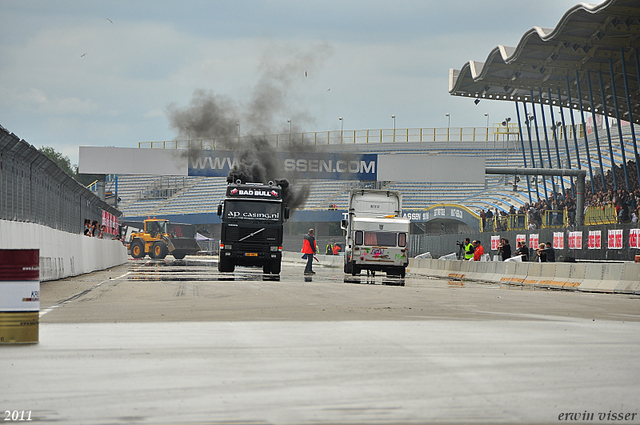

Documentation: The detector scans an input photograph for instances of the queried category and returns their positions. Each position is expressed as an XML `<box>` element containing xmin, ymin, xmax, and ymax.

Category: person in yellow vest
<box><xmin>464</xmin><ymin>237</ymin><xmax>475</xmax><ymax>260</ymax></box>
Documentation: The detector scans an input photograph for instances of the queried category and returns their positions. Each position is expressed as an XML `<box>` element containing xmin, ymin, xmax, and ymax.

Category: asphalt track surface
<box><xmin>4</xmin><ymin>257</ymin><xmax>640</xmax><ymax>425</ymax></box>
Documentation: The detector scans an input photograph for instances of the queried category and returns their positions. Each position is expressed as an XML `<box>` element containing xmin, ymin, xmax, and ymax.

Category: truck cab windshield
<box><xmin>225</xmin><ymin>201</ymin><xmax>281</xmax><ymax>221</ymax></box>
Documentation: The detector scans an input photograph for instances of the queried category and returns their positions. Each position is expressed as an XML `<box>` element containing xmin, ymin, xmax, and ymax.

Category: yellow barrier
<box><xmin>584</xmin><ymin>204</ymin><xmax>617</xmax><ymax>225</ymax></box>
<box><xmin>542</xmin><ymin>210</ymin><xmax>566</xmax><ymax>228</ymax></box>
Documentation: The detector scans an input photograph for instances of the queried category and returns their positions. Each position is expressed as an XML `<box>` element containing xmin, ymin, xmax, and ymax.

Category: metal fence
<box><xmin>0</xmin><ymin>126</ymin><xmax>121</xmax><ymax>234</ymax></box>
<box><xmin>138</xmin><ymin>124</ymin><xmax>583</xmax><ymax>150</ymax></box>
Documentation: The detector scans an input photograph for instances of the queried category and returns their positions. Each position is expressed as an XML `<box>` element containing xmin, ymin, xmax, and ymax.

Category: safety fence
<box><xmin>138</xmin><ymin>123</ymin><xmax>582</xmax><ymax>149</ymax></box>
<box><xmin>480</xmin><ymin>205</ymin><xmax>626</xmax><ymax>232</ymax></box>
<box><xmin>0</xmin><ymin>126</ymin><xmax>120</xmax><ymax>234</ymax></box>
<box><xmin>481</xmin><ymin>211</ymin><xmax>569</xmax><ymax>232</ymax></box>
<box><xmin>584</xmin><ymin>204</ymin><xmax>618</xmax><ymax>225</ymax></box>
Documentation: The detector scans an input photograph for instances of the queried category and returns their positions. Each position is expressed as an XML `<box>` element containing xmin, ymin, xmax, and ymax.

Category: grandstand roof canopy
<box><xmin>449</xmin><ymin>0</ymin><xmax>640</xmax><ymax>124</ymax></box>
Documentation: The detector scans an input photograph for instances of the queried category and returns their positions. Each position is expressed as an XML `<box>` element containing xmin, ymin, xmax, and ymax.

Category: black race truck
<box><xmin>217</xmin><ymin>181</ymin><xmax>289</xmax><ymax>274</ymax></box>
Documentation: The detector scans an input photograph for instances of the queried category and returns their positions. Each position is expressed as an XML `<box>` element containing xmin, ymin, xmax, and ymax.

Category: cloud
<box><xmin>143</xmin><ymin>109</ymin><xmax>164</xmax><ymax>119</ymax></box>
<box><xmin>14</xmin><ymin>88</ymin><xmax>99</xmax><ymax>115</ymax></box>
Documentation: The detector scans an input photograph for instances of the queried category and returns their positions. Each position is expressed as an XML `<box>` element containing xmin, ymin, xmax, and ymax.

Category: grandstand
<box><xmin>110</xmin><ymin>122</ymin><xmax>638</xmax><ymax>222</ymax></box>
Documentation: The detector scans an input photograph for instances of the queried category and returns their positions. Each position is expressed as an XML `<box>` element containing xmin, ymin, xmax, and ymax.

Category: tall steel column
<box><xmin>548</xmin><ymin>88</ymin><xmax>566</xmax><ymax>198</ymax></box>
<box><xmin>522</xmin><ymin>101</ymin><xmax>540</xmax><ymax>200</ymax></box>
<box><xmin>557</xmin><ymin>87</ymin><xmax>575</xmax><ymax>195</ymax></box>
<box><xmin>515</xmin><ymin>101</ymin><xmax>533</xmax><ymax>203</ymax></box>
<box><xmin>597</xmin><ymin>70</ymin><xmax>618</xmax><ymax>190</ymax></box>
<box><xmin>622</xmin><ymin>48</ymin><xmax>640</xmax><ymax>186</ymax></box>
<box><xmin>538</xmin><ymin>87</ymin><xmax>557</xmax><ymax>197</ymax></box>
<box><xmin>529</xmin><ymin>91</ymin><xmax>549</xmax><ymax>200</ymax></box>
<box><xmin>575</xmin><ymin>70</ymin><xmax>596</xmax><ymax>193</ymax></box>
<box><xmin>586</xmin><ymin>71</ymin><xmax>607</xmax><ymax>189</ymax></box>
<box><xmin>565</xmin><ymin>76</ymin><xmax>582</xmax><ymax>169</ymax></box>
<box><xmin>608</xmin><ymin>58</ymin><xmax>630</xmax><ymax>190</ymax></box>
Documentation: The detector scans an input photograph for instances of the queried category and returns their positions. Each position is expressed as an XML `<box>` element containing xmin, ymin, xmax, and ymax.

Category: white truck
<box><xmin>342</xmin><ymin>189</ymin><xmax>410</xmax><ymax>278</ymax></box>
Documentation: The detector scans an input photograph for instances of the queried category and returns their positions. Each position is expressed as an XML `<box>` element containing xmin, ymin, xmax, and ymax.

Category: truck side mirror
<box><xmin>341</xmin><ymin>219</ymin><xmax>347</xmax><ymax>230</ymax></box>
<box><xmin>284</xmin><ymin>207</ymin><xmax>290</xmax><ymax>220</ymax></box>
<box><xmin>217</xmin><ymin>204</ymin><xmax>222</xmax><ymax>216</ymax></box>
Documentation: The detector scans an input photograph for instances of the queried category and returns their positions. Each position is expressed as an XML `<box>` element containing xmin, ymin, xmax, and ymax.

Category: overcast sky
<box><xmin>1</xmin><ymin>0</ymin><xmax>586</xmax><ymax>166</ymax></box>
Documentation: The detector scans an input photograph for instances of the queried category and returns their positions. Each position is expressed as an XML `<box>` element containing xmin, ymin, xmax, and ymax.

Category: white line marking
<box><xmin>39</xmin><ymin>271</ymin><xmax>132</xmax><ymax>318</ymax></box>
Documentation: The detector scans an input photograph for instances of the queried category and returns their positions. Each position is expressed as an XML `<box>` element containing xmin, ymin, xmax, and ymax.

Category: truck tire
<box><xmin>351</xmin><ymin>265</ymin><xmax>360</xmax><ymax>276</ymax></box>
<box><xmin>387</xmin><ymin>266</ymin><xmax>406</xmax><ymax>278</ymax></box>
<box><xmin>218</xmin><ymin>257</ymin><xmax>235</xmax><ymax>273</ymax></box>
<box><xmin>270</xmin><ymin>260</ymin><xmax>281</xmax><ymax>274</ymax></box>
<box><xmin>131</xmin><ymin>240</ymin><xmax>145</xmax><ymax>259</ymax></box>
<box><xmin>262</xmin><ymin>262</ymin><xmax>271</xmax><ymax>274</ymax></box>
<box><xmin>151</xmin><ymin>241</ymin><xmax>168</xmax><ymax>259</ymax></box>
<box><xmin>344</xmin><ymin>261</ymin><xmax>353</xmax><ymax>274</ymax></box>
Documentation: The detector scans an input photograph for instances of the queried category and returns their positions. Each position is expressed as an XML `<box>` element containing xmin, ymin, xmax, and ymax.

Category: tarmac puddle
<box><xmin>343</xmin><ymin>275</ymin><xmax>405</xmax><ymax>286</ymax></box>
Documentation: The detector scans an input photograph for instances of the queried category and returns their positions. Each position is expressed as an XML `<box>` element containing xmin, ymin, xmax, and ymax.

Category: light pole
<box><xmin>484</xmin><ymin>112</ymin><xmax>489</xmax><ymax>143</ymax></box>
<box><xmin>236</xmin><ymin>122</ymin><xmax>240</xmax><ymax>148</ymax></box>
<box><xmin>502</xmin><ymin>117</ymin><xmax>511</xmax><ymax>167</ymax></box>
<box><xmin>339</xmin><ymin>117</ymin><xmax>343</xmax><ymax>144</ymax></box>
<box><xmin>287</xmin><ymin>119</ymin><xmax>291</xmax><ymax>145</ymax></box>
<box><xmin>445</xmin><ymin>113</ymin><xmax>450</xmax><ymax>141</ymax></box>
<box><xmin>391</xmin><ymin>115</ymin><xmax>396</xmax><ymax>142</ymax></box>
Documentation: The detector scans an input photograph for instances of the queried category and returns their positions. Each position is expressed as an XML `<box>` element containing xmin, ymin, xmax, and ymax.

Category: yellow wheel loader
<box><xmin>129</xmin><ymin>218</ymin><xmax>201</xmax><ymax>260</ymax></box>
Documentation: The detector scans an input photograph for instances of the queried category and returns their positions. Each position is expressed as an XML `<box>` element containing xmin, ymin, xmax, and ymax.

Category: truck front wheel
<box><xmin>270</xmin><ymin>260</ymin><xmax>281</xmax><ymax>274</ymax></box>
<box><xmin>151</xmin><ymin>241</ymin><xmax>168</xmax><ymax>259</ymax></box>
<box><xmin>131</xmin><ymin>240</ymin><xmax>145</xmax><ymax>259</ymax></box>
<box><xmin>218</xmin><ymin>257</ymin><xmax>235</xmax><ymax>273</ymax></box>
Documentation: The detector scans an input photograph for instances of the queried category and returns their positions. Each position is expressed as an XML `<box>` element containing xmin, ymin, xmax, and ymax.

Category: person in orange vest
<box><xmin>302</xmin><ymin>228</ymin><xmax>317</xmax><ymax>274</ymax></box>
<box><xmin>332</xmin><ymin>242</ymin><xmax>341</xmax><ymax>256</ymax></box>
<box><xmin>473</xmin><ymin>240</ymin><xmax>484</xmax><ymax>261</ymax></box>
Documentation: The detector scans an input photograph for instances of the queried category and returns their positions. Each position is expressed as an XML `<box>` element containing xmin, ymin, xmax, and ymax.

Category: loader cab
<box><xmin>145</xmin><ymin>219</ymin><xmax>167</xmax><ymax>237</ymax></box>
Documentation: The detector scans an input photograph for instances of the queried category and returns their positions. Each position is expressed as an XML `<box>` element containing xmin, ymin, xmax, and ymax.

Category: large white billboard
<box><xmin>79</xmin><ymin>147</ymin><xmax>189</xmax><ymax>175</ymax></box>
<box><xmin>79</xmin><ymin>147</ymin><xmax>484</xmax><ymax>183</ymax></box>
<box><xmin>377</xmin><ymin>154</ymin><xmax>484</xmax><ymax>183</ymax></box>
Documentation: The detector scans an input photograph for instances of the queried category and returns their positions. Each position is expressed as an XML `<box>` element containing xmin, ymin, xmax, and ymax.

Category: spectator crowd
<box><xmin>480</xmin><ymin>160</ymin><xmax>640</xmax><ymax>230</ymax></box>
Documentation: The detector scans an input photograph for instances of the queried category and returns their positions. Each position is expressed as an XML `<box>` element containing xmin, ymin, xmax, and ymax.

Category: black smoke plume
<box><xmin>227</xmin><ymin>137</ymin><xmax>310</xmax><ymax>211</ymax></box>
<box><xmin>166</xmin><ymin>44</ymin><xmax>331</xmax><ymax>212</ymax></box>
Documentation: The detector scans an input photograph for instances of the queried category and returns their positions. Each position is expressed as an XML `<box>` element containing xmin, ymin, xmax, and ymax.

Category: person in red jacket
<box><xmin>302</xmin><ymin>228</ymin><xmax>317</xmax><ymax>274</ymax></box>
<box><xmin>473</xmin><ymin>240</ymin><xmax>484</xmax><ymax>261</ymax></box>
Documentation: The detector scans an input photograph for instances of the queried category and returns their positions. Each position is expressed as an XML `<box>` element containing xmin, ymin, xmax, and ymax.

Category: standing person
<box><xmin>473</xmin><ymin>240</ymin><xmax>484</xmax><ymax>261</ymax></box>
<box><xmin>515</xmin><ymin>240</ymin><xmax>529</xmax><ymax>262</ymax></box>
<box><xmin>332</xmin><ymin>242</ymin><xmax>341</xmax><ymax>256</ymax></box>
<box><xmin>325</xmin><ymin>242</ymin><xmax>333</xmax><ymax>255</ymax></box>
<box><xmin>302</xmin><ymin>228</ymin><xmax>317</xmax><ymax>274</ymax></box>
<box><xmin>536</xmin><ymin>243</ymin><xmax>547</xmax><ymax>262</ymax></box>
<box><xmin>498</xmin><ymin>238</ymin><xmax>512</xmax><ymax>261</ymax></box>
<box><xmin>91</xmin><ymin>220</ymin><xmax>99</xmax><ymax>237</ymax></box>
<box><xmin>544</xmin><ymin>242</ymin><xmax>556</xmax><ymax>262</ymax></box>
<box><xmin>464</xmin><ymin>237</ymin><xmax>475</xmax><ymax>260</ymax></box>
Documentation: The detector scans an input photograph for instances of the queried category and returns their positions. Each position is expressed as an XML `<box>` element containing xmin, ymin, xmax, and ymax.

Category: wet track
<box><xmin>4</xmin><ymin>257</ymin><xmax>640</xmax><ymax>424</ymax></box>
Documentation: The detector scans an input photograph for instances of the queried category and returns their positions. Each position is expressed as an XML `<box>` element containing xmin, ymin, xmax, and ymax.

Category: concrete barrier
<box><xmin>616</xmin><ymin>263</ymin><xmax>640</xmax><ymax>293</ymax></box>
<box><xmin>457</xmin><ymin>260</ymin><xmax>471</xmax><ymax>280</ymax></box>
<box><xmin>589</xmin><ymin>263</ymin><xmax>623</xmax><ymax>293</ymax></box>
<box><xmin>407</xmin><ymin>255</ymin><xmax>640</xmax><ymax>295</ymax></box>
<box><xmin>553</xmin><ymin>263</ymin><xmax>581</xmax><ymax>289</ymax></box>
<box><xmin>0</xmin><ymin>220</ymin><xmax>127</xmax><ymax>282</ymax></box>
<box><xmin>537</xmin><ymin>263</ymin><xmax>569</xmax><ymax>289</ymax></box>
<box><xmin>444</xmin><ymin>259</ymin><xmax>464</xmax><ymax>280</ymax></box>
<box><xmin>488</xmin><ymin>261</ymin><xmax>508</xmax><ymax>283</ymax></box>
<box><xmin>579</xmin><ymin>263</ymin><xmax>608</xmax><ymax>292</ymax></box>
<box><xmin>499</xmin><ymin>261</ymin><xmax>523</xmax><ymax>285</ymax></box>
